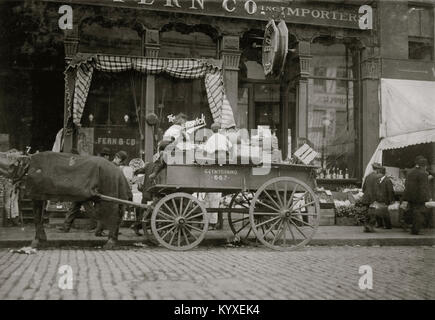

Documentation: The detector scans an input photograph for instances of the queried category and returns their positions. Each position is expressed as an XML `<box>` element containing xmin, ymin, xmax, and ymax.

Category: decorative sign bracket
<box><xmin>262</xmin><ymin>20</ymin><xmax>289</xmax><ymax>78</ymax></box>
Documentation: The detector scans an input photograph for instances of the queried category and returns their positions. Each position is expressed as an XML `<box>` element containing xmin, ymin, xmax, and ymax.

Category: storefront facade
<box><xmin>56</xmin><ymin>0</ymin><xmax>380</xmax><ymax>182</ymax></box>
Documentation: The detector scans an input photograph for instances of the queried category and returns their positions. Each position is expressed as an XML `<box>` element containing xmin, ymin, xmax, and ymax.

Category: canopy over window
<box><xmin>65</xmin><ymin>54</ymin><xmax>236</xmax><ymax>129</ymax></box>
<box><xmin>364</xmin><ymin>78</ymin><xmax>435</xmax><ymax>179</ymax></box>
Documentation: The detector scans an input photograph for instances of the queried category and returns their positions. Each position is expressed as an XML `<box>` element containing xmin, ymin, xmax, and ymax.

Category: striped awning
<box><xmin>65</xmin><ymin>54</ymin><xmax>236</xmax><ymax>128</ymax></box>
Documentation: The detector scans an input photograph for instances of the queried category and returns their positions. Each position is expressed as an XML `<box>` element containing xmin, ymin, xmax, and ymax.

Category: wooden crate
<box><xmin>319</xmin><ymin>208</ymin><xmax>335</xmax><ymax>226</ymax></box>
<box><xmin>293</xmin><ymin>144</ymin><xmax>318</xmax><ymax>165</ymax></box>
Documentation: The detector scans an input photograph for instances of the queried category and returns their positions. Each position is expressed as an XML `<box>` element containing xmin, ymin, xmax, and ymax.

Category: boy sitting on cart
<box><xmin>132</xmin><ymin>139</ymin><xmax>172</xmax><ymax>241</ymax></box>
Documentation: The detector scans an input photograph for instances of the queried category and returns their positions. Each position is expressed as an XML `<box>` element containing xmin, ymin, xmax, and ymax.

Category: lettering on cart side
<box><xmin>204</xmin><ymin>169</ymin><xmax>238</xmax><ymax>175</ymax></box>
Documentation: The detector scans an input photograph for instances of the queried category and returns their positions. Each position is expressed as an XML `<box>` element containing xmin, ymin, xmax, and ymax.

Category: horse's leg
<box><xmin>102</xmin><ymin>203</ymin><xmax>121</xmax><ymax>250</ymax></box>
<box><xmin>91</xmin><ymin>201</ymin><xmax>105</xmax><ymax>237</ymax></box>
<box><xmin>30</xmin><ymin>200</ymin><xmax>47</xmax><ymax>248</ymax></box>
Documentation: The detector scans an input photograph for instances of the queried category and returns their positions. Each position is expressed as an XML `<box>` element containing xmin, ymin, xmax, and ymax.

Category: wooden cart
<box><xmin>144</xmin><ymin>163</ymin><xmax>320</xmax><ymax>251</ymax></box>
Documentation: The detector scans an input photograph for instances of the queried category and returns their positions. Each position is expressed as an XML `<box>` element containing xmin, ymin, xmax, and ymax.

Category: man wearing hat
<box><xmin>361</xmin><ymin>162</ymin><xmax>383</xmax><ymax>232</ymax></box>
<box><xmin>403</xmin><ymin>155</ymin><xmax>432</xmax><ymax>235</ymax></box>
<box><xmin>113</xmin><ymin>150</ymin><xmax>128</xmax><ymax>167</ymax></box>
<box><xmin>375</xmin><ymin>166</ymin><xmax>395</xmax><ymax>229</ymax></box>
<box><xmin>99</xmin><ymin>147</ymin><xmax>111</xmax><ymax>161</ymax></box>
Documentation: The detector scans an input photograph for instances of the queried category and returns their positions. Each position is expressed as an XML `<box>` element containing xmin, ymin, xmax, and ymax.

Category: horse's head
<box><xmin>0</xmin><ymin>151</ymin><xmax>30</xmax><ymax>182</ymax></box>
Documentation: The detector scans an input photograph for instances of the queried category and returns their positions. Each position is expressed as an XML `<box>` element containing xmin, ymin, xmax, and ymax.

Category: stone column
<box><xmin>143</xmin><ymin>29</ymin><xmax>160</xmax><ymax>162</ymax></box>
<box><xmin>219</xmin><ymin>36</ymin><xmax>242</xmax><ymax>127</ymax></box>
<box><xmin>280</xmin><ymin>79</ymin><xmax>289</xmax><ymax>159</ymax></box>
<box><xmin>294</xmin><ymin>40</ymin><xmax>312</xmax><ymax>151</ymax></box>
<box><xmin>360</xmin><ymin>46</ymin><xmax>381</xmax><ymax>177</ymax></box>
<box><xmin>63</xmin><ymin>27</ymin><xmax>80</xmax><ymax>153</ymax></box>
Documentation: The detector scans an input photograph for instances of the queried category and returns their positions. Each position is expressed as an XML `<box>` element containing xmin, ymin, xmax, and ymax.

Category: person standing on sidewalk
<box><xmin>374</xmin><ymin>167</ymin><xmax>395</xmax><ymax>229</ymax></box>
<box><xmin>361</xmin><ymin>162</ymin><xmax>383</xmax><ymax>232</ymax></box>
<box><xmin>403</xmin><ymin>155</ymin><xmax>432</xmax><ymax>235</ymax></box>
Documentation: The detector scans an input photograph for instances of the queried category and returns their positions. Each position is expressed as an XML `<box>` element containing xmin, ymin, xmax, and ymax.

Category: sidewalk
<box><xmin>0</xmin><ymin>224</ymin><xmax>434</xmax><ymax>248</ymax></box>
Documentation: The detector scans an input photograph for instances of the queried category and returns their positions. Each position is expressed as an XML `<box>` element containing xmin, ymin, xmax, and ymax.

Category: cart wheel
<box><xmin>227</xmin><ymin>192</ymin><xmax>257</xmax><ymax>241</ymax></box>
<box><xmin>249</xmin><ymin>177</ymin><xmax>320</xmax><ymax>251</ymax></box>
<box><xmin>151</xmin><ymin>192</ymin><xmax>209</xmax><ymax>251</ymax></box>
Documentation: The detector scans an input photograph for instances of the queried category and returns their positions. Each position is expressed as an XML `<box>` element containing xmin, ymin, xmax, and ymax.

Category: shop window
<box><xmin>408</xmin><ymin>5</ymin><xmax>434</xmax><ymax>61</ymax></box>
<box><xmin>238</xmin><ymin>29</ymin><xmax>297</xmax><ymax>156</ymax></box>
<box><xmin>308</xmin><ymin>41</ymin><xmax>357</xmax><ymax>178</ymax></box>
<box><xmin>409</xmin><ymin>40</ymin><xmax>433</xmax><ymax>61</ymax></box>
<box><xmin>239</xmin><ymin>59</ymin><xmax>283</xmax><ymax>148</ymax></box>
<box><xmin>155</xmin><ymin>75</ymin><xmax>213</xmax><ymax>137</ymax></box>
<box><xmin>81</xmin><ymin>71</ymin><xmax>142</xmax><ymax>159</ymax></box>
<box><xmin>83</xmin><ymin>71</ymin><xmax>140</xmax><ymax>127</ymax></box>
<box><xmin>254</xmin><ymin>83</ymin><xmax>280</xmax><ymax>130</ymax></box>
<box><xmin>156</xmin><ymin>29</ymin><xmax>216</xmax><ymax>137</ymax></box>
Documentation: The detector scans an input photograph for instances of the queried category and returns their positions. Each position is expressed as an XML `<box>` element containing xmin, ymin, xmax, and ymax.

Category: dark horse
<box><xmin>0</xmin><ymin>151</ymin><xmax>132</xmax><ymax>249</ymax></box>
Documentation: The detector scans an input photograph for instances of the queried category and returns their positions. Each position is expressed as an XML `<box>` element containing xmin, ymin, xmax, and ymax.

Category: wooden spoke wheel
<box><xmin>249</xmin><ymin>177</ymin><xmax>320</xmax><ymax>251</ymax></box>
<box><xmin>227</xmin><ymin>192</ymin><xmax>258</xmax><ymax>241</ymax></box>
<box><xmin>151</xmin><ymin>192</ymin><xmax>209</xmax><ymax>251</ymax></box>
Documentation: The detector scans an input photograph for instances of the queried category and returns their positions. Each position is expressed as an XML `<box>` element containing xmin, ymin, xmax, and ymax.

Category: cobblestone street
<box><xmin>0</xmin><ymin>246</ymin><xmax>434</xmax><ymax>300</ymax></box>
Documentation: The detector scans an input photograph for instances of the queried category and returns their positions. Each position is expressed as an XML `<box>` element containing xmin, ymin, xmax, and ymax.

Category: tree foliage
<box><xmin>0</xmin><ymin>0</ymin><xmax>65</xmax><ymax>70</ymax></box>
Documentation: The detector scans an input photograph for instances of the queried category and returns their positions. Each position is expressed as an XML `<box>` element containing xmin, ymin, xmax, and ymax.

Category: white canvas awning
<box><xmin>364</xmin><ymin>78</ymin><xmax>435</xmax><ymax>179</ymax></box>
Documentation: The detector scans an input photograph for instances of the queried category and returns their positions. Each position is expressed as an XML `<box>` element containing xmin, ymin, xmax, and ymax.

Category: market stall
<box><xmin>364</xmin><ymin>78</ymin><xmax>435</xmax><ymax>227</ymax></box>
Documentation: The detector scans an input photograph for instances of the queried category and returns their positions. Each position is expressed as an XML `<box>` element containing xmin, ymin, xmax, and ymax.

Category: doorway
<box><xmin>239</xmin><ymin>80</ymin><xmax>296</xmax><ymax>159</ymax></box>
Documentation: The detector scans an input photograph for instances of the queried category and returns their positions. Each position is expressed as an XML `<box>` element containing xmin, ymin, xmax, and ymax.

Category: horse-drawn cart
<box><xmin>145</xmin><ymin>163</ymin><xmax>320</xmax><ymax>251</ymax></box>
<box><xmin>1</xmin><ymin>151</ymin><xmax>320</xmax><ymax>250</ymax></box>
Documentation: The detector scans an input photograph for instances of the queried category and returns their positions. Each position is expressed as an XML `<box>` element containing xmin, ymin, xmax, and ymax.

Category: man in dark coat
<box><xmin>403</xmin><ymin>155</ymin><xmax>432</xmax><ymax>235</ymax></box>
<box><xmin>375</xmin><ymin>167</ymin><xmax>395</xmax><ymax>229</ymax></box>
<box><xmin>361</xmin><ymin>162</ymin><xmax>383</xmax><ymax>232</ymax></box>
